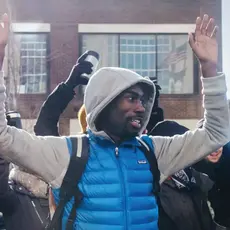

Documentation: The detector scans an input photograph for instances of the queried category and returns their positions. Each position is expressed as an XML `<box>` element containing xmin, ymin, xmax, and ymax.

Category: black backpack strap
<box><xmin>136</xmin><ymin>137</ymin><xmax>160</xmax><ymax>196</ymax></box>
<box><xmin>46</xmin><ymin>134</ymin><xmax>89</xmax><ymax>230</ymax></box>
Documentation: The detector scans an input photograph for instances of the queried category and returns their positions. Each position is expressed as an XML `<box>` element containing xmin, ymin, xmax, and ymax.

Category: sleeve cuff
<box><xmin>201</xmin><ymin>73</ymin><xmax>227</xmax><ymax>95</ymax></box>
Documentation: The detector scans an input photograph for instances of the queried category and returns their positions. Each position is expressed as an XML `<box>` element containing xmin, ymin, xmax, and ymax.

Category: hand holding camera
<box><xmin>65</xmin><ymin>50</ymin><xmax>99</xmax><ymax>89</ymax></box>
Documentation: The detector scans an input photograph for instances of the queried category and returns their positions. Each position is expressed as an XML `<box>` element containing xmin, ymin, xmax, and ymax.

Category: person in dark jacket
<box><xmin>151</xmin><ymin>120</ymin><xmax>215</xmax><ymax>230</ymax></box>
<box><xmin>194</xmin><ymin>119</ymin><xmax>230</xmax><ymax>229</ymax></box>
<box><xmin>34</xmin><ymin>51</ymin><xmax>93</xmax><ymax>136</ymax></box>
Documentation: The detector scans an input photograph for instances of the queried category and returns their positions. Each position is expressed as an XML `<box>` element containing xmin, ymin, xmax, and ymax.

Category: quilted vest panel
<box><xmin>52</xmin><ymin>134</ymin><xmax>158</xmax><ymax>230</ymax></box>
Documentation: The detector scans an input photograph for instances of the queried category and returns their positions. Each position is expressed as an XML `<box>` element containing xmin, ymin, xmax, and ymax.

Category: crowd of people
<box><xmin>0</xmin><ymin>12</ymin><xmax>229</xmax><ymax>230</ymax></box>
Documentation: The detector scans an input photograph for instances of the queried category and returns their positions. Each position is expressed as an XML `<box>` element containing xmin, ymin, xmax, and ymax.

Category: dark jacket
<box><xmin>0</xmin><ymin>158</ymin><xmax>16</xmax><ymax>228</ymax></box>
<box><xmin>159</xmin><ymin>168</ymin><xmax>214</xmax><ymax>230</ymax></box>
<box><xmin>0</xmin><ymin>158</ymin><xmax>10</xmax><ymax>209</ymax></box>
<box><xmin>34</xmin><ymin>83</ymin><xmax>75</xmax><ymax>136</ymax></box>
<box><xmin>0</xmin><ymin>144</ymin><xmax>49</xmax><ymax>230</ymax></box>
<box><xmin>194</xmin><ymin>142</ymin><xmax>230</xmax><ymax>228</ymax></box>
<box><xmin>151</xmin><ymin>120</ymin><xmax>215</xmax><ymax>230</ymax></box>
<box><xmin>3</xmin><ymin>184</ymin><xmax>48</xmax><ymax>230</ymax></box>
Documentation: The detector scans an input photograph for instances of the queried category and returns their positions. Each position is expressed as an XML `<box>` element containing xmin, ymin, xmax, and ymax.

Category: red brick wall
<box><xmin>0</xmin><ymin>0</ymin><xmax>222</xmax><ymax>132</ymax></box>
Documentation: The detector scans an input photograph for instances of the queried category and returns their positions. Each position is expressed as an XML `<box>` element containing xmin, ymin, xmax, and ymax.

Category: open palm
<box><xmin>189</xmin><ymin>15</ymin><xmax>218</xmax><ymax>65</ymax></box>
<box><xmin>0</xmin><ymin>14</ymin><xmax>9</xmax><ymax>49</ymax></box>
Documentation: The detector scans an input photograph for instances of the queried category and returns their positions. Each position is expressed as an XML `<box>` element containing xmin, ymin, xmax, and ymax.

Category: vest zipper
<box><xmin>114</xmin><ymin>147</ymin><xmax>127</xmax><ymax>230</ymax></box>
<box><xmin>115</xmin><ymin>147</ymin><xmax>119</xmax><ymax>157</ymax></box>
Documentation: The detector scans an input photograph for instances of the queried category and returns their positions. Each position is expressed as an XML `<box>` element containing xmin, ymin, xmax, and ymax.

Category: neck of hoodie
<box><xmin>103</xmin><ymin>128</ymin><xmax>136</xmax><ymax>145</ymax></box>
<box><xmin>106</xmin><ymin>132</ymin><xmax>121</xmax><ymax>144</ymax></box>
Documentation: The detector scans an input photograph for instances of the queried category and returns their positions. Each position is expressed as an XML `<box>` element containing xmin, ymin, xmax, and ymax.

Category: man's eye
<box><xmin>128</xmin><ymin>97</ymin><xmax>136</xmax><ymax>102</ymax></box>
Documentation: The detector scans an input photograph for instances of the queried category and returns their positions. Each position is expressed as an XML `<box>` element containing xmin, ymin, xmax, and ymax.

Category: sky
<box><xmin>222</xmin><ymin>0</ymin><xmax>230</xmax><ymax>98</ymax></box>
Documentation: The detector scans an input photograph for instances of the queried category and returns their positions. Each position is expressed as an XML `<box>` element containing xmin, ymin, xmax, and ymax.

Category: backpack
<box><xmin>46</xmin><ymin>134</ymin><xmax>160</xmax><ymax>230</ymax></box>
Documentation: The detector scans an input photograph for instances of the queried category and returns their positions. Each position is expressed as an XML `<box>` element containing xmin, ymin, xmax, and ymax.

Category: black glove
<box><xmin>65</xmin><ymin>51</ymin><xmax>93</xmax><ymax>89</ymax></box>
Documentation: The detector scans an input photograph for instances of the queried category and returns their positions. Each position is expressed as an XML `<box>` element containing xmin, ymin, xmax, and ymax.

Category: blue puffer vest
<box><xmin>52</xmin><ymin>132</ymin><xmax>159</xmax><ymax>230</ymax></box>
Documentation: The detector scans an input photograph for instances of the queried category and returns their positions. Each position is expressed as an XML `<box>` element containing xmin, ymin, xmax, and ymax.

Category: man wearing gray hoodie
<box><xmin>0</xmin><ymin>13</ymin><xmax>228</xmax><ymax>230</ymax></box>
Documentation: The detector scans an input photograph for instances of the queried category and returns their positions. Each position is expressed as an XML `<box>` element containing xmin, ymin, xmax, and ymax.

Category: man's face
<box><xmin>206</xmin><ymin>147</ymin><xmax>223</xmax><ymax>163</ymax></box>
<box><xmin>103</xmin><ymin>84</ymin><xmax>150</xmax><ymax>139</ymax></box>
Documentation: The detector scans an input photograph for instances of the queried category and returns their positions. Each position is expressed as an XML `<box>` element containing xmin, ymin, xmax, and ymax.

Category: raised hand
<box><xmin>0</xmin><ymin>14</ymin><xmax>9</xmax><ymax>69</ymax></box>
<box><xmin>65</xmin><ymin>51</ymin><xmax>93</xmax><ymax>88</ymax></box>
<box><xmin>189</xmin><ymin>14</ymin><xmax>218</xmax><ymax>77</ymax></box>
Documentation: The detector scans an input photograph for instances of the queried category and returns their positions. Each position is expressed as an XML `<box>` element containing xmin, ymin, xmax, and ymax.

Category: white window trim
<box><xmin>11</xmin><ymin>23</ymin><xmax>50</xmax><ymax>33</ymax></box>
<box><xmin>78</xmin><ymin>24</ymin><xmax>195</xmax><ymax>34</ymax></box>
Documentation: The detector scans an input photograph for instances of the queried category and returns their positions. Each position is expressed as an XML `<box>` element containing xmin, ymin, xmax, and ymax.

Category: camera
<box><xmin>6</xmin><ymin>111</ymin><xmax>22</xmax><ymax>129</ymax></box>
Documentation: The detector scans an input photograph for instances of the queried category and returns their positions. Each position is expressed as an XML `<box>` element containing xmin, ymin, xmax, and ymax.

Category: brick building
<box><xmin>0</xmin><ymin>0</ymin><xmax>222</xmax><ymax>134</ymax></box>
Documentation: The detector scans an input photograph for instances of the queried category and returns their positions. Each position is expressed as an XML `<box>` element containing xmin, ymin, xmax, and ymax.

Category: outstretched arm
<box><xmin>152</xmin><ymin>15</ymin><xmax>230</xmax><ymax>181</ymax></box>
<box><xmin>0</xmin><ymin>14</ymin><xmax>71</xmax><ymax>188</ymax></box>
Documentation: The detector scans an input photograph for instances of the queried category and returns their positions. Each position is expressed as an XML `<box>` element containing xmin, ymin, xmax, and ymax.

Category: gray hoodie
<box><xmin>0</xmin><ymin>67</ymin><xmax>228</xmax><ymax>188</ymax></box>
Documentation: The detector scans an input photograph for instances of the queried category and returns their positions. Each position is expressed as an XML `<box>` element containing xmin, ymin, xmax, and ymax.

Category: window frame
<box><xmin>13</xmin><ymin>32</ymin><xmax>50</xmax><ymax>95</ymax></box>
<box><xmin>79</xmin><ymin>32</ymin><xmax>199</xmax><ymax>96</ymax></box>
<box><xmin>8</xmin><ymin>23</ymin><xmax>51</xmax><ymax>95</ymax></box>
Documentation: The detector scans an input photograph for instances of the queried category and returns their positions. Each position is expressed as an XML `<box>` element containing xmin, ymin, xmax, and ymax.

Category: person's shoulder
<box><xmin>223</xmin><ymin>141</ymin><xmax>230</xmax><ymax>153</ymax></box>
<box><xmin>149</xmin><ymin>120</ymin><xmax>189</xmax><ymax>137</ymax></box>
<box><xmin>191</xmin><ymin>168</ymin><xmax>214</xmax><ymax>192</ymax></box>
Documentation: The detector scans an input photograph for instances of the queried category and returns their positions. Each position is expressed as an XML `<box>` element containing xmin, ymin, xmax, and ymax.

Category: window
<box><xmin>81</xmin><ymin>34</ymin><xmax>195</xmax><ymax>94</ymax></box>
<box><xmin>9</xmin><ymin>33</ymin><xmax>48</xmax><ymax>94</ymax></box>
<box><xmin>82</xmin><ymin>35</ymin><xmax>118</xmax><ymax>68</ymax></box>
<box><xmin>119</xmin><ymin>35</ymin><xmax>156</xmax><ymax>78</ymax></box>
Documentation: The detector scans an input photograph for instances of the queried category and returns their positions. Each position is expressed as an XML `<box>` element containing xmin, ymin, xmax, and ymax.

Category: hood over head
<box><xmin>84</xmin><ymin>67</ymin><xmax>156</xmax><ymax>137</ymax></box>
